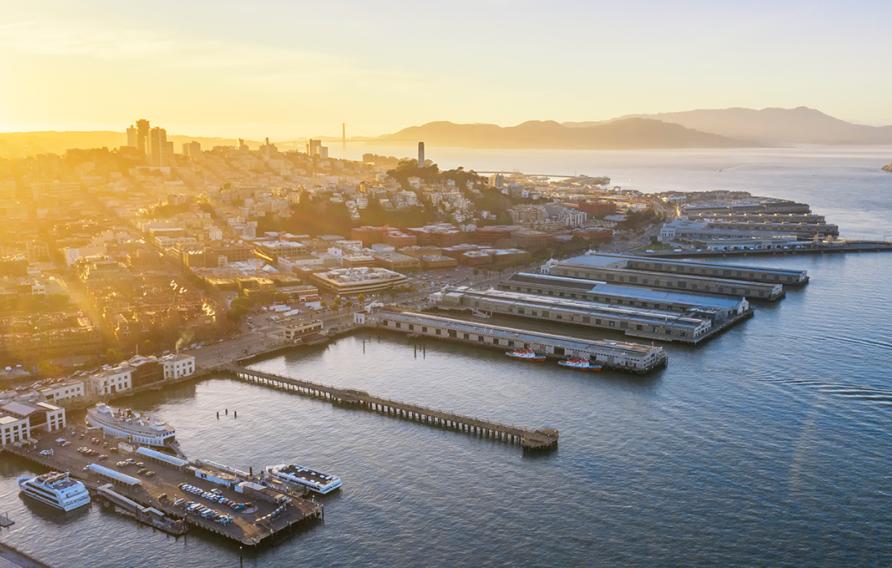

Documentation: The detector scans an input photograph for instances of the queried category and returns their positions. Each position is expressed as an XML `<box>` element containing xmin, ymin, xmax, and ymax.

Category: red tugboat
<box><xmin>557</xmin><ymin>358</ymin><xmax>603</xmax><ymax>372</ymax></box>
<box><xmin>505</xmin><ymin>348</ymin><xmax>547</xmax><ymax>362</ymax></box>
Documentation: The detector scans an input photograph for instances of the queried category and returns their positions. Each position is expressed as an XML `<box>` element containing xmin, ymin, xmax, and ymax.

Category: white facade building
<box><xmin>90</xmin><ymin>368</ymin><xmax>133</xmax><ymax>396</ymax></box>
<box><xmin>0</xmin><ymin>414</ymin><xmax>29</xmax><ymax>446</ymax></box>
<box><xmin>161</xmin><ymin>354</ymin><xmax>196</xmax><ymax>380</ymax></box>
<box><xmin>39</xmin><ymin>380</ymin><xmax>87</xmax><ymax>404</ymax></box>
<box><xmin>0</xmin><ymin>400</ymin><xmax>66</xmax><ymax>446</ymax></box>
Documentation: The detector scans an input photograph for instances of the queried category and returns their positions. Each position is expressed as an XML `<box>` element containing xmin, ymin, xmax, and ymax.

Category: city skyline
<box><xmin>2</xmin><ymin>0</ymin><xmax>892</xmax><ymax>138</ymax></box>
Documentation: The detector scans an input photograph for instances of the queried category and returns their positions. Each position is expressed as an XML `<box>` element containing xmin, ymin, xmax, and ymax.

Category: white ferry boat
<box><xmin>17</xmin><ymin>472</ymin><xmax>91</xmax><ymax>512</ymax></box>
<box><xmin>264</xmin><ymin>464</ymin><xmax>342</xmax><ymax>495</ymax></box>
<box><xmin>86</xmin><ymin>404</ymin><xmax>176</xmax><ymax>447</ymax></box>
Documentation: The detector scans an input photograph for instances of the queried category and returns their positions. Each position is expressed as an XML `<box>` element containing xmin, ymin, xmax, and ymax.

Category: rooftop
<box><xmin>508</xmin><ymin>273</ymin><xmax>745</xmax><ymax>309</ymax></box>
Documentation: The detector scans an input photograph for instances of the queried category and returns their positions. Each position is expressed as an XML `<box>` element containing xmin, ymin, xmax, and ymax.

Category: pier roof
<box><xmin>387</xmin><ymin>310</ymin><xmax>662</xmax><ymax>356</ymax></box>
<box><xmin>508</xmin><ymin>273</ymin><xmax>745</xmax><ymax>309</ymax></box>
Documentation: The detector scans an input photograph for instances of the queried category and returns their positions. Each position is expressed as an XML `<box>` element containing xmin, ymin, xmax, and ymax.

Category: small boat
<box><xmin>505</xmin><ymin>348</ymin><xmax>547</xmax><ymax>362</ymax></box>
<box><xmin>557</xmin><ymin>358</ymin><xmax>603</xmax><ymax>372</ymax></box>
<box><xmin>470</xmin><ymin>309</ymin><xmax>491</xmax><ymax>319</ymax></box>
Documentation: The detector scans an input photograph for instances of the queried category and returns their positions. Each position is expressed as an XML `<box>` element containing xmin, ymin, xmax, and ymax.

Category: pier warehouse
<box><xmin>358</xmin><ymin>309</ymin><xmax>667</xmax><ymax>373</ymax></box>
<box><xmin>499</xmin><ymin>273</ymin><xmax>750</xmax><ymax>322</ymax></box>
<box><xmin>562</xmin><ymin>253</ymin><xmax>808</xmax><ymax>286</ymax></box>
<box><xmin>434</xmin><ymin>287</ymin><xmax>713</xmax><ymax>343</ymax></box>
<box><xmin>545</xmin><ymin>254</ymin><xmax>789</xmax><ymax>301</ymax></box>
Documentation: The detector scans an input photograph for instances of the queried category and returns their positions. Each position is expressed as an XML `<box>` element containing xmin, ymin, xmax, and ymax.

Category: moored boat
<box><xmin>505</xmin><ymin>348</ymin><xmax>547</xmax><ymax>362</ymax></box>
<box><xmin>557</xmin><ymin>358</ymin><xmax>603</xmax><ymax>372</ymax></box>
<box><xmin>86</xmin><ymin>403</ymin><xmax>176</xmax><ymax>448</ymax></box>
<box><xmin>17</xmin><ymin>472</ymin><xmax>91</xmax><ymax>512</ymax></box>
<box><xmin>263</xmin><ymin>464</ymin><xmax>342</xmax><ymax>495</ymax></box>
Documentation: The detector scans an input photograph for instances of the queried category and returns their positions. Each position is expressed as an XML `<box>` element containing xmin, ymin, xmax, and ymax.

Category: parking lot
<box><xmin>12</xmin><ymin>426</ymin><xmax>322</xmax><ymax>546</ymax></box>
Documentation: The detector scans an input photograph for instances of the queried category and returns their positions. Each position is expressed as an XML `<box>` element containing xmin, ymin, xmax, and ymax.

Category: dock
<box><xmin>224</xmin><ymin>366</ymin><xmax>559</xmax><ymax>451</ymax></box>
<box><xmin>3</xmin><ymin>427</ymin><xmax>323</xmax><ymax>547</ymax></box>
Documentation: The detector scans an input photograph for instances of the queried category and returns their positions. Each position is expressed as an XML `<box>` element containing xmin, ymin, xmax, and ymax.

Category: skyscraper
<box><xmin>148</xmin><ymin>127</ymin><xmax>169</xmax><ymax>166</ymax></box>
<box><xmin>135</xmin><ymin>119</ymin><xmax>150</xmax><ymax>157</ymax></box>
<box><xmin>182</xmin><ymin>141</ymin><xmax>201</xmax><ymax>159</ymax></box>
<box><xmin>418</xmin><ymin>141</ymin><xmax>425</xmax><ymax>168</ymax></box>
<box><xmin>126</xmin><ymin>125</ymin><xmax>138</xmax><ymax>148</ymax></box>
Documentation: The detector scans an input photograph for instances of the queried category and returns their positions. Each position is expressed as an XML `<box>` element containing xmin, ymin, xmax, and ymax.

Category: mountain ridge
<box><xmin>376</xmin><ymin>117</ymin><xmax>749</xmax><ymax>149</ymax></box>
<box><xmin>564</xmin><ymin>107</ymin><xmax>892</xmax><ymax>145</ymax></box>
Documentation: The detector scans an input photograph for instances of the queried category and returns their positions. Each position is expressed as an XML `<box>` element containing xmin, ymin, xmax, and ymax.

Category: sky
<box><xmin>1</xmin><ymin>0</ymin><xmax>891</xmax><ymax>139</ymax></box>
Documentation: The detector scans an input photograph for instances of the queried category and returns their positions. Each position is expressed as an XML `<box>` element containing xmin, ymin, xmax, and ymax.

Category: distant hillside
<box><xmin>566</xmin><ymin>107</ymin><xmax>892</xmax><ymax>145</ymax></box>
<box><xmin>377</xmin><ymin>118</ymin><xmax>747</xmax><ymax>149</ymax></box>
<box><xmin>0</xmin><ymin>131</ymin><xmax>254</xmax><ymax>159</ymax></box>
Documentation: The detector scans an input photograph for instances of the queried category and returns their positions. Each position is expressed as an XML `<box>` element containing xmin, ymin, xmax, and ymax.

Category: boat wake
<box><xmin>759</xmin><ymin>377</ymin><xmax>892</xmax><ymax>408</ymax></box>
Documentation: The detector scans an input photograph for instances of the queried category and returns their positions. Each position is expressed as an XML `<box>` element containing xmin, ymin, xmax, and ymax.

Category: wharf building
<box><xmin>575</xmin><ymin>253</ymin><xmax>808</xmax><ymax>286</ymax></box>
<box><xmin>659</xmin><ymin>217</ymin><xmax>838</xmax><ymax>241</ymax></box>
<box><xmin>39</xmin><ymin>379</ymin><xmax>87</xmax><ymax>405</ymax></box>
<box><xmin>545</xmin><ymin>254</ymin><xmax>791</xmax><ymax>301</ymax></box>
<box><xmin>0</xmin><ymin>398</ymin><xmax>66</xmax><ymax>447</ymax></box>
<box><xmin>499</xmin><ymin>272</ymin><xmax>749</xmax><ymax>322</ymax></box>
<box><xmin>357</xmin><ymin>309</ymin><xmax>667</xmax><ymax>373</ymax></box>
<box><xmin>88</xmin><ymin>354</ymin><xmax>197</xmax><ymax>398</ymax></box>
<box><xmin>686</xmin><ymin>212</ymin><xmax>828</xmax><ymax>225</ymax></box>
<box><xmin>682</xmin><ymin>199</ymin><xmax>811</xmax><ymax>215</ymax></box>
<box><xmin>434</xmin><ymin>287</ymin><xmax>714</xmax><ymax>343</ymax></box>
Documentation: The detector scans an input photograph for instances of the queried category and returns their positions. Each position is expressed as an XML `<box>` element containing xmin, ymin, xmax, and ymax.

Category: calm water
<box><xmin>2</xmin><ymin>148</ymin><xmax>892</xmax><ymax>567</ymax></box>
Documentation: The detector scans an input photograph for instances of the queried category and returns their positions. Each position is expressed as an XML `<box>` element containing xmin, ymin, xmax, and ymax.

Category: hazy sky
<box><xmin>2</xmin><ymin>0</ymin><xmax>891</xmax><ymax>138</ymax></box>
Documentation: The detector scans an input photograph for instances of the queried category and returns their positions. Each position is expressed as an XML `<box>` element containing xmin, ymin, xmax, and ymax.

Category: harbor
<box><xmin>3</xmin><ymin>424</ymin><xmax>323</xmax><ymax>548</ymax></box>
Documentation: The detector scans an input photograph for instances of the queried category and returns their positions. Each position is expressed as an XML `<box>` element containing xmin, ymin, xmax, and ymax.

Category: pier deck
<box><xmin>225</xmin><ymin>366</ymin><xmax>559</xmax><ymax>451</ymax></box>
<box><xmin>3</xmin><ymin>427</ymin><xmax>322</xmax><ymax>547</ymax></box>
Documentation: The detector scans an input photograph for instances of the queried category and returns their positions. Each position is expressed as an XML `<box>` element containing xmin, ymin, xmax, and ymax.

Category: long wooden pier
<box><xmin>224</xmin><ymin>366</ymin><xmax>559</xmax><ymax>451</ymax></box>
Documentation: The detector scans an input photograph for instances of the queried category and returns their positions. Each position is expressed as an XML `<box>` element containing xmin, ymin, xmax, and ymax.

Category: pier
<box><xmin>225</xmin><ymin>367</ymin><xmax>559</xmax><ymax>451</ymax></box>
<box><xmin>3</xmin><ymin>427</ymin><xmax>323</xmax><ymax>547</ymax></box>
<box><xmin>359</xmin><ymin>309</ymin><xmax>668</xmax><ymax>374</ymax></box>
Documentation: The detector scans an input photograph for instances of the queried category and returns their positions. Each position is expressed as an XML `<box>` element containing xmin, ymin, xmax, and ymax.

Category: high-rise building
<box><xmin>148</xmin><ymin>127</ymin><xmax>169</xmax><ymax>167</ymax></box>
<box><xmin>307</xmin><ymin>139</ymin><xmax>328</xmax><ymax>158</ymax></box>
<box><xmin>126</xmin><ymin>125</ymin><xmax>138</xmax><ymax>148</ymax></box>
<box><xmin>135</xmin><ymin>119</ymin><xmax>150</xmax><ymax>157</ymax></box>
<box><xmin>418</xmin><ymin>141</ymin><xmax>425</xmax><ymax>168</ymax></box>
<box><xmin>182</xmin><ymin>141</ymin><xmax>201</xmax><ymax>159</ymax></box>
